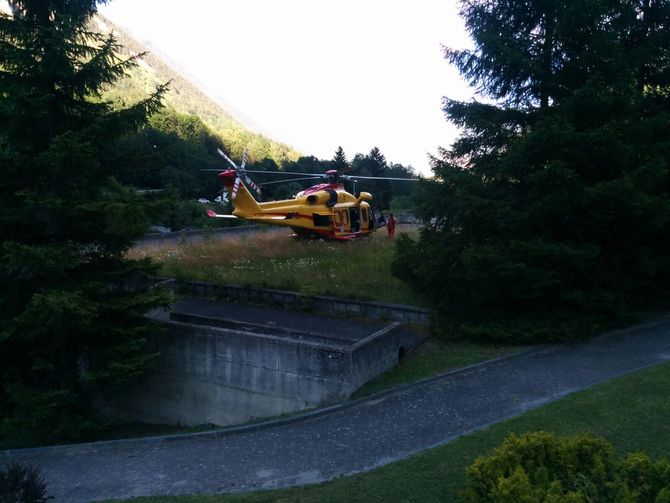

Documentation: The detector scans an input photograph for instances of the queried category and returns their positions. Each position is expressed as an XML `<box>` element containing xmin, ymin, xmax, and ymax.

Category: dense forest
<box><xmin>395</xmin><ymin>0</ymin><xmax>670</xmax><ymax>343</ymax></box>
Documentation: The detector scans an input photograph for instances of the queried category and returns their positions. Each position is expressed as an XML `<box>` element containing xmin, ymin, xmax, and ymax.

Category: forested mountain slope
<box><xmin>92</xmin><ymin>15</ymin><xmax>301</xmax><ymax>165</ymax></box>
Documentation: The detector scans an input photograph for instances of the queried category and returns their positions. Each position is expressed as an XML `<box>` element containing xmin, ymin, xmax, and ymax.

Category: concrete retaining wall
<box><xmin>174</xmin><ymin>279</ymin><xmax>433</xmax><ymax>326</ymax></box>
<box><xmin>100</xmin><ymin>319</ymin><xmax>404</xmax><ymax>427</ymax></box>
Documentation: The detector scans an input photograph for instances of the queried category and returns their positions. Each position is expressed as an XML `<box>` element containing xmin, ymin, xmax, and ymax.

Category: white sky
<box><xmin>100</xmin><ymin>0</ymin><xmax>474</xmax><ymax>176</ymax></box>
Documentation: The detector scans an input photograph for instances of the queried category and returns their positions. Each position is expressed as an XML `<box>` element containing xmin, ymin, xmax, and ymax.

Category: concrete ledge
<box><xmin>169</xmin><ymin>311</ymin><xmax>349</xmax><ymax>346</ymax></box>
<box><xmin>172</xmin><ymin>279</ymin><xmax>433</xmax><ymax>326</ymax></box>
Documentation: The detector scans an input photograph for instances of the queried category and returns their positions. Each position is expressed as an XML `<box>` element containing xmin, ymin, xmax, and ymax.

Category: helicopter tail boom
<box><xmin>218</xmin><ymin>168</ymin><xmax>262</xmax><ymax>215</ymax></box>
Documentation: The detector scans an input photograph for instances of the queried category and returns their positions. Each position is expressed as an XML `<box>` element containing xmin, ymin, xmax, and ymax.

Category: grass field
<box><xmin>129</xmin><ymin>225</ymin><xmax>423</xmax><ymax>306</ymax></box>
<box><xmin>114</xmin><ymin>361</ymin><xmax>670</xmax><ymax>503</ymax></box>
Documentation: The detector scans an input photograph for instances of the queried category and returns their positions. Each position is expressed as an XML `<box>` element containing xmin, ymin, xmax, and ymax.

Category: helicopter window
<box><xmin>350</xmin><ymin>208</ymin><xmax>360</xmax><ymax>232</ymax></box>
<box><xmin>362</xmin><ymin>208</ymin><xmax>369</xmax><ymax>225</ymax></box>
<box><xmin>326</xmin><ymin>189</ymin><xmax>338</xmax><ymax>208</ymax></box>
<box><xmin>333</xmin><ymin>209</ymin><xmax>350</xmax><ymax>229</ymax></box>
<box><xmin>371</xmin><ymin>207</ymin><xmax>384</xmax><ymax>228</ymax></box>
<box><xmin>313</xmin><ymin>214</ymin><xmax>330</xmax><ymax>227</ymax></box>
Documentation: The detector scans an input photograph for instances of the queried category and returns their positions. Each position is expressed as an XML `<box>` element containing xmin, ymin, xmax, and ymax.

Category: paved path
<box><xmin>4</xmin><ymin>318</ymin><xmax>670</xmax><ymax>502</ymax></box>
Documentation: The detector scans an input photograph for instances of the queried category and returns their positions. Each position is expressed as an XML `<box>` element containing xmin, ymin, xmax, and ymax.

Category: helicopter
<box><xmin>205</xmin><ymin>149</ymin><xmax>419</xmax><ymax>240</ymax></box>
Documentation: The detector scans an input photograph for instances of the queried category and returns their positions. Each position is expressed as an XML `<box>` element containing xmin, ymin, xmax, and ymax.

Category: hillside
<box><xmin>92</xmin><ymin>15</ymin><xmax>301</xmax><ymax>166</ymax></box>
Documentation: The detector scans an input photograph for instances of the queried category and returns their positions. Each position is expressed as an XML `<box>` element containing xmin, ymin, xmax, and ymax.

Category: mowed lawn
<box><xmin>129</xmin><ymin>225</ymin><xmax>422</xmax><ymax>306</ymax></box>
<box><xmin>114</xmin><ymin>361</ymin><xmax>670</xmax><ymax>503</ymax></box>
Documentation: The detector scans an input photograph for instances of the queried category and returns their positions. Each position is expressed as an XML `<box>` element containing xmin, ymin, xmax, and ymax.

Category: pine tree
<box><xmin>367</xmin><ymin>147</ymin><xmax>386</xmax><ymax>174</ymax></box>
<box><xmin>394</xmin><ymin>0</ymin><xmax>670</xmax><ymax>342</ymax></box>
<box><xmin>0</xmin><ymin>0</ymin><xmax>170</xmax><ymax>443</ymax></box>
<box><xmin>352</xmin><ymin>147</ymin><xmax>392</xmax><ymax>208</ymax></box>
<box><xmin>332</xmin><ymin>146</ymin><xmax>348</xmax><ymax>171</ymax></box>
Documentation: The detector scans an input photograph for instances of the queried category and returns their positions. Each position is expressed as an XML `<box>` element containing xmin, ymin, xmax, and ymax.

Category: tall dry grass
<box><xmin>130</xmin><ymin>225</ymin><xmax>423</xmax><ymax>305</ymax></box>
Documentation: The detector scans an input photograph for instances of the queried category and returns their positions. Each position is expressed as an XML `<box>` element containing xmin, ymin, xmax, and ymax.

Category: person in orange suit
<box><xmin>387</xmin><ymin>213</ymin><xmax>397</xmax><ymax>240</ymax></box>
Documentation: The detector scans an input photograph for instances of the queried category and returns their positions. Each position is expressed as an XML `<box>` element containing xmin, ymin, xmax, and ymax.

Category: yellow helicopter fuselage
<box><xmin>213</xmin><ymin>168</ymin><xmax>377</xmax><ymax>240</ymax></box>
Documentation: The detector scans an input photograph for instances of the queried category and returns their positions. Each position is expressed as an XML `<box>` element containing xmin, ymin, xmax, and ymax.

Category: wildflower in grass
<box><xmin>161</xmin><ymin>249</ymin><xmax>184</xmax><ymax>262</ymax></box>
<box><xmin>232</xmin><ymin>258</ymin><xmax>252</xmax><ymax>270</ymax></box>
<box><xmin>129</xmin><ymin>226</ymin><xmax>420</xmax><ymax>304</ymax></box>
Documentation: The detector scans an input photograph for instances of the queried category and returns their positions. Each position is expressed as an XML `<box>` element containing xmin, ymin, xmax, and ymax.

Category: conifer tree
<box><xmin>352</xmin><ymin>147</ymin><xmax>392</xmax><ymax>208</ymax></box>
<box><xmin>394</xmin><ymin>0</ymin><xmax>670</xmax><ymax>342</ymax></box>
<box><xmin>332</xmin><ymin>146</ymin><xmax>348</xmax><ymax>170</ymax></box>
<box><xmin>0</xmin><ymin>0</ymin><xmax>170</xmax><ymax>442</ymax></box>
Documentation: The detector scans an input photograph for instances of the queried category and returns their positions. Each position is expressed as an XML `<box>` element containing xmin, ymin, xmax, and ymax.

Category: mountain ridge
<box><xmin>93</xmin><ymin>14</ymin><xmax>301</xmax><ymax>165</ymax></box>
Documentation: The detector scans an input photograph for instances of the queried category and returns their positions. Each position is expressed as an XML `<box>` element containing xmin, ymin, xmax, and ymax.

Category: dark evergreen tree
<box><xmin>332</xmin><ymin>146</ymin><xmax>348</xmax><ymax>171</ymax></box>
<box><xmin>368</xmin><ymin>147</ymin><xmax>386</xmax><ymax>176</ymax></box>
<box><xmin>386</xmin><ymin>162</ymin><xmax>419</xmax><ymax>209</ymax></box>
<box><xmin>352</xmin><ymin>147</ymin><xmax>392</xmax><ymax>208</ymax></box>
<box><xmin>394</xmin><ymin>0</ymin><xmax>670</xmax><ymax>342</ymax></box>
<box><xmin>0</xmin><ymin>0</ymin><xmax>170</xmax><ymax>443</ymax></box>
<box><xmin>368</xmin><ymin>147</ymin><xmax>392</xmax><ymax>209</ymax></box>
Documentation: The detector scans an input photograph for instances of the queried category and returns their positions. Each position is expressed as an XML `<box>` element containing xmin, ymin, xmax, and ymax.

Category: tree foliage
<box><xmin>463</xmin><ymin>432</ymin><xmax>670</xmax><ymax>502</ymax></box>
<box><xmin>352</xmin><ymin>147</ymin><xmax>393</xmax><ymax>209</ymax></box>
<box><xmin>0</xmin><ymin>462</ymin><xmax>51</xmax><ymax>503</ymax></box>
<box><xmin>0</xmin><ymin>0</ymin><xmax>171</xmax><ymax>444</ymax></box>
<box><xmin>332</xmin><ymin>145</ymin><xmax>349</xmax><ymax>171</ymax></box>
<box><xmin>394</xmin><ymin>0</ymin><xmax>670</xmax><ymax>342</ymax></box>
<box><xmin>237</xmin><ymin>148</ymin><xmax>417</xmax><ymax>207</ymax></box>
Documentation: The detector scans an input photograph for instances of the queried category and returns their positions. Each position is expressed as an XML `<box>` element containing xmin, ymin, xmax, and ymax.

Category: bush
<box><xmin>0</xmin><ymin>463</ymin><xmax>52</xmax><ymax>503</ymax></box>
<box><xmin>463</xmin><ymin>432</ymin><xmax>670</xmax><ymax>502</ymax></box>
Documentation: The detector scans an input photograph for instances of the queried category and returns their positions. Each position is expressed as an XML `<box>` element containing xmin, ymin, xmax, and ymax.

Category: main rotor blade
<box><xmin>241</xmin><ymin>149</ymin><xmax>249</xmax><ymax>169</ymax></box>
<box><xmin>348</xmin><ymin>175</ymin><xmax>421</xmax><ymax>181</ymax></box>
<box><xmin>217</xmin><ymin>148</ymin><xmax>238</xmax><ymax>168</ymax></box>
<box><xmin>258</xmin><ymin>176</ymin><xmax>323</xmax><ymax>186</ymax></box>
<box><xmin>244</xmin><ymin>175</ymin><xmax>262</xmax><ymax>196</ymax></box>
<box><xmin>232</xmin><ymin>177</ymin><xmax>241</xmax><ymax>199</ymax></box>
<box><xmin>244</xmin><ymin>170</ymin><xmax>324</xmax><ymax>177</ymax></box>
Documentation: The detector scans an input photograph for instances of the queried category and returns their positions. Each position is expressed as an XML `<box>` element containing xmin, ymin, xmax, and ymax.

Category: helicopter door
<box><xmin>349</xmin><ymin>208</ymin><xmax>360</xmax><ymax>232</ymax></box>
<box><xmin>333</xmin><ymin>209</ymin><xmax>350</xmax><ymax>231</ymax></box>
<box><xmin>361</xmin><ymin>207</ymin><xmax>370</xmax><ymax>230</ymax></box>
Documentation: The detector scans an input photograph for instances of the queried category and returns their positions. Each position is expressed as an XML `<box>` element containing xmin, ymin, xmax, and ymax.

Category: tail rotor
<box><xmin>216</xmin><ymin>148</ymin><xmax>262</xmax><ymax>200</ymax></box>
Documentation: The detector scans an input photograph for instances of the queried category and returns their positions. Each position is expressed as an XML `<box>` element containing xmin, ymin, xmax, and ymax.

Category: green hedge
<box><xmin>463</xmin><ymin>431</ymin><xmax>670</xmax><ymax>502</ymax></box>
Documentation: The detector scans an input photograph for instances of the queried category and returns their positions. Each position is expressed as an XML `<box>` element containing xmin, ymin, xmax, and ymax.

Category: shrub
<box><xmin>0</xmin><ymin>462</ymin><xmax>52</xmax><ymax>503</ymax></box>
<box><xmin>463</xmin><ymin>432</ymin><xmax>670</xmax><ymax>502</ymax></box>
